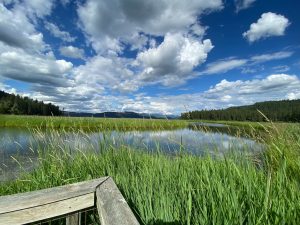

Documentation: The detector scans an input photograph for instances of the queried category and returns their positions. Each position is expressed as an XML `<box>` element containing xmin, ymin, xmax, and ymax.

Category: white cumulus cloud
<box><xmin>243</xmin><ymin>12</ymin><xmax>290</xmax><ymax>42</ymax></box>
<box><xmin>121</xmin><ymin>74</ymin><xmax>300</xmax><ymax>114</ymax></box>
<box><xmin>0</xmin><ymin>3</ymin><xmax>45</xmax><ymax>52</ymax></box>
<box><xmin>137</xmin><ymin>33</ymin><xmax>213</xmax><ymax>83</ymax></box>
<box><xmin>77</xmin><ymin>0</ymin><xmax>222</xmax><ymax>53</ymax></box>
<box><xmin>72</xmin><ymin>55</ymin><xmax>136</xmax><ymax>94</ymax></box>
<box><xmin>45</xmin><ymin>22</ymin><xmax>76</xmax><ymax>42</ymax></box>
<box><xmin>12</xmin><ymin>73</ymin><xmax>300</xmax><ymax>114</ymax></box>
<box><xmin>60</xmin><ymin>46</ymin><xmax>85</xmax><ymax>59</ymax></box>
<box><xmin>0</xmin><ymin>45</ymin><xmax>73</xmax><ymax>86</ymax></box>
<box><xmin>1</xmin><ymin>0</ymin><xmax>55</xmax><ymax>19</ymax></box>
<box><xmin>235</xmin><ymin>0</ymin><xmax>256</xmax><ymax>12</ymax></box>
<box><xmin>206</xmin><ymin>74</ymin><xmax>300</xmax><ymax>100</ymax></box>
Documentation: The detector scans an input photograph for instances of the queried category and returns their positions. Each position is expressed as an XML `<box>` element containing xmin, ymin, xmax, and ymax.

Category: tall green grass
<box><xmin>0</xmin><ymin>122</ymin><xmax>300</xmax><ymax>224</ymax></box>
<box><xmin>0</xmin><ymin>114</ymin><xmax>187</xmax><ymax>131</ymax></box>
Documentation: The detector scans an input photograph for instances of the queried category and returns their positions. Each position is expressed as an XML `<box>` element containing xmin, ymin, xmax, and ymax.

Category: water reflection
<box><xmin>189</xmin><ymin>122</ymin><xmax>228</xmax><ymax>128</ymax></box>
<box><xmin>0</xmin><ymin>124</ymin><xmax>264</xmax><ymax>181</ymax></box>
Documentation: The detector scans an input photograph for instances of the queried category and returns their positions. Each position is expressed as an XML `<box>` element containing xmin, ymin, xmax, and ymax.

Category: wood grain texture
<box><xmin>96</xmin><ymin>177</ymin><xmax>140</xmax><ymax>225</ymax></box>
<box><xmin>0</xmin><ymin>176</ymin><xmax>140</xmax><ymax>225</ymax></box>
<box><xmin>66</xmin><ymin>212</ymin><xmax>81</xmax><ymax>225</ymax></box>
<box><xmin>0</xmin><ymin>193</ymin><xmax>94</xmax><ymax>225</ymax></box>
<box><xmin>0</xmin><ymin>177</ymin><xmax>109</xmax><ymax>225</ymax></box>
<box><xmin>0</xmin><ymin>177</ymin><xmax>108</xmax><ymax>214</ymax></box>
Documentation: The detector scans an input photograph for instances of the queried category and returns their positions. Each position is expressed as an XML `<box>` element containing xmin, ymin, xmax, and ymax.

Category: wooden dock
<box><xmin>0</xmin><ymin>177</ymin><xmax>140</xmax><ymax>225</ymax></box>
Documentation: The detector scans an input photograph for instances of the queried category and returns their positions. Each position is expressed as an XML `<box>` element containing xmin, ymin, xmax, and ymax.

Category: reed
<box><xmin>0</xmin><ymin>114</ymin><xmax>187</xmax><ymax>131</ymax></box>
<box><xmin>0</xmin><ymin>120</ymin><xmax>299</xmax><ymax>224</ymax></box>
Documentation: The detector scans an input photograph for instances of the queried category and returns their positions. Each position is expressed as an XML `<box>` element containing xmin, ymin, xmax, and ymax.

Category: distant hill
<box><xmin>181</xmin><ymin>99</ymin><xmax>300</xmax><ymax>122</ymax></box>
<box><xmin>64</xmin><ymin>111</ymin><xmax>178</xmax><ymax>119</ymax></box>
<box><xmin>0</xmin><ymin>90</ymin><xmax>62</xmax><ymax>116</ymax></box>
<box><xmin>65</xmin><ymin>111</ymin><xmax>150</xmax><ymax>118</ymax></box>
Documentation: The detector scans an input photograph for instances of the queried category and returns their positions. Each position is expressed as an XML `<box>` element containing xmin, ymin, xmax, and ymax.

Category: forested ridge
<box><xmin>181</xmin><ymin>99</ymin><xmax>300</xmax><ymax>122</ymax></box>
<box><xmin>0</xmin><ymin>90</ymin><xmax>61</xmax><ymax>116</ymax></box>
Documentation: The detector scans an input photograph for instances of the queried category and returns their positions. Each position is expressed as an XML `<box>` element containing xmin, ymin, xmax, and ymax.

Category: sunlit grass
<box><xmin>0</xmin><ymin>119</ymin><xmax>299</xmax><ymax>224</ymax></box>
<box><xmin>0</xmin><ymin>114</ymin><xmax>187</xmax><ymax>131</ymax></box>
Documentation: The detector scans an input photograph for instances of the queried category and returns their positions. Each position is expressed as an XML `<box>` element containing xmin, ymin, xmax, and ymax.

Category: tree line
<box><xmin>181</xmin><ymin>99</ymin><xmax>300</xmax><ymax>122</ymax></box>
<box><xmin>0</xmin><ymin>90</ymin><xmax>62</xmax><ymax>116</ymax></box>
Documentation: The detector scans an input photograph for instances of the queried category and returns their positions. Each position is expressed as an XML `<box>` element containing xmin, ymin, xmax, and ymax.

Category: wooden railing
<box><xmin>0</xmin><ymin>177</ymin><xmax>140</xmax><ymax>225</ymax></box>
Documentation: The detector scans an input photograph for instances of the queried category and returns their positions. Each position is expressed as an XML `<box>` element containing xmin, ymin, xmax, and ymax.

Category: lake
<box><xmin>0</xmin><ymin>123</ymin><xmax>263</xmax><ymax>181</ymax></box>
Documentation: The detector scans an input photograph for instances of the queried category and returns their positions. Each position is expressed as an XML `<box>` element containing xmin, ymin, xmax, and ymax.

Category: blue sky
<box><xmin>0</xmin><ymin>0</ymin><xmax>299</xmax><ymax>114</ymax></box>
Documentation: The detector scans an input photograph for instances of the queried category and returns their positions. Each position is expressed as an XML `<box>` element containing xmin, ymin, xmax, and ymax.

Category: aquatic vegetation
<box><xmin>0</xmin><ymin>115</ymin><xmax>187</xmax><ymax>131</ymax></box>
<box><xmin>0</xmin><ymin>117</ymin><xmax>299</xmax><ymax>224</ymax></box>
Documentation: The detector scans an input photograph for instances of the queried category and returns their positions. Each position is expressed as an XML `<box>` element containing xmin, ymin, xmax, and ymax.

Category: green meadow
<box><xmin>0</xmin><ymin>115</ymin><xmax>300</xmax><ymax>224</ymax></box>
<box><xmin>0</xmin><ymin>114</ymin><xmax>187</xmax><ymax>130</ymax></box>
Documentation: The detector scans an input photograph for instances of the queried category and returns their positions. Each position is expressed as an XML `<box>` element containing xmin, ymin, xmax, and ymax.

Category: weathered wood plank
<box><xmin>0</xmin><ymin>177</ymin><xmax>108</xmax><ymax>214</ymax></box>
<box><xmin>0</xmin><ymin>193</ymin><xmax>94</xmax><ymax>225</ymax></box>
<box><xmin>96</xmin><ymin>177</ymin><xmax>140</xmax><ymax>225</ymax></box>
<box><xmin>66</xmin><ymin>212</ymin><xmax>81</xmax><ymax>225</ymax></box>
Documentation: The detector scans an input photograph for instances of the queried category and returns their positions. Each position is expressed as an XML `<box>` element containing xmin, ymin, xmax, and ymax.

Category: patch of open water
<box><xmin>0</xmin><ymin>123</ymin><xmax>264</xmax><ymax>181</ymax></box>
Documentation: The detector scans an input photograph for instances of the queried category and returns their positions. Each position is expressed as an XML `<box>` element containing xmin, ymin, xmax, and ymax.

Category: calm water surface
<box><xmin>0</xmin><ymin>124</ymin><xmax>263</xmax><ymax>181</ymax></box>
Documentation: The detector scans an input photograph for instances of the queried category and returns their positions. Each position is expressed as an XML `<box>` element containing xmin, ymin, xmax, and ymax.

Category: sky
<box><xmin>0</xmin><ymin>0</ymin><xmax>299</xmax><ymax>115</ymax></box>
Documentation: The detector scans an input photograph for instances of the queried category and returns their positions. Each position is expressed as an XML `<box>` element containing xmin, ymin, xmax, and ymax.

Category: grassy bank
<box><xmin>0</xmin><ymin>121</ymin><xmax>299</xmax><ymax>224</ymax></box>
<box><xmin>189</xmin><ymin>119</ymin><xmax>290</xmax><ymax>130</ymax></box>
<box><xmin>0</xmin><ymin>114</ymin><xmax>187</xmax><ymax>131</ymax></box>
